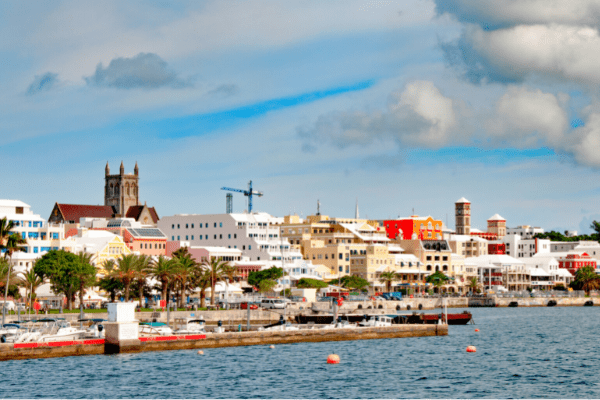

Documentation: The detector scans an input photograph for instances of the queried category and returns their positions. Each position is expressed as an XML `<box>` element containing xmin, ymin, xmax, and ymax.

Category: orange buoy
<box><xmin>197</xmin><ymin>350</ymin><xmax>204</xmax><ymax>355</ymax></box>
<box><xmin>466</xmin><ymin>345</ymin><xmax>476</xmax><ymax>353</ymax></box>
<box><xmin>269</xmin><ymin>345</ymin><xmax>275</xmax><ymax>349</ymax></box>
<box><xmin>327</xmin><ymin>354</ymin><xmax>340</xmax><ymax>364</ymax></box>
<box><xmin>475</xmin><ymin>329</ymin><xmax>479</xmax><ymax>332</ymax></box>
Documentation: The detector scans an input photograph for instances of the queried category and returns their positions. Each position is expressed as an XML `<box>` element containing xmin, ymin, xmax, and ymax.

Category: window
<box><xmin>220</xmin><ymin>222</ymin><xmax>223</xmax><ymax>227</ymax></box>
<box><xmin>228</xmin><ymin>234</ymin><xmax>231</xmax><ymax>239</ymax></box>
<box><xmin>249</xmin><ymin>245</ymin><xmax>251</xmax><ymax>250</ymax></box>
<box><xmin>234</xmin><ymin>234</ymin><xmax>237</xmax><ymax>239</ymax></box>
<box><xmin>172</xmin><ymin>236</ymin><xmax>175</xmax><ymax>241</ymax></box>
<box><xmin>205</xmin><ymin>235</ymin><xmax>208</xmax><ymax>239</ymax></box>
<box><xmin>339</xmin><ymin>253</ymin><xmax>343</xmax><ymax>260</ymax></box>
<box><xmin>214</xmin><ymin>235</ymin><xmax>217</xmax><ymax>239</ymax></box>
<box><xmin>219</xmin><ymin>234</ymin><xmax>222</xmax><ymax>239</ymax></box>
<box><xmin>186</xmin><ymin>236</ymin><xmax>189</xmax><ymax>240</ymax></box>
<box><xmin>186</xmin><ymin>224</ymin><xmax>189</xmax><ymax>229</ymax></box>
<box><xmin>191</xmin><ymin>235</ymin><xmax>194</xmax><ymax>240</ymax></box>
<box><xmin>177</xmin><ymin>224</ymin><xmax>180</xmax><ymax>229</ymax></box>
<box><xmin>177</xmin><ymin>236</ymin><xmax>180</xmax><ymax>240</ymax></box>
<box><xmin>191</xmin><ymin>224</ymin><xmax>194</xmax><ymax>228</ymax></box>
<box><xmin>172</xmin><ymin>224</ymin><xmax>175</xmax><ymax>229</ymax></box>
<box><xmin>214</xmin><ymin>223</ymin><xmax>217</xmax><ymax>228</ymax></box>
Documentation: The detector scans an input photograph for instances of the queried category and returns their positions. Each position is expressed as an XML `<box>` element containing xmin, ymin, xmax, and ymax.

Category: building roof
<box><xmin>57</xmin><ymin>204</ymin><xmax>115</xmax><ymax>223</ymax></box>
<box><xmin>456</xmin><ymin>197</ymin><xmax>470</xmax><ymax>203</ymax></box>
<box><xmin>0</xmin><ymin>199</ymin><xmax>30</xmax><ymax>208</ymax></box>
<box><xmin>488</xmin><ymin>213</ymin><xmax>506</xmax><ymax>221</ymax></box>
<box><xmin>468</xmin><ymin>254</ymin><xmax>525</xmax><ymax>266</ymax></box>
<box><xmin>126</xmin><ymin>228</ymin><xmax>166</xmax><ymax>239</ymax></box>
<box><xmin>125</xmin><ymin>205</ymin><xmax>160</xmax><ymax>223</ymax></box>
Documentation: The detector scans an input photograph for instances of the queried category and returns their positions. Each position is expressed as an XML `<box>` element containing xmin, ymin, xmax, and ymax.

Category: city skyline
<box><xmin>2</xmin><ymin>1</ymin><xmax>600</xmax><ymax>233</ymax></box>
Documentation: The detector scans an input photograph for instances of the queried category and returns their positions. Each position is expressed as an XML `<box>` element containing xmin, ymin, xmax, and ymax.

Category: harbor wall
<box><xmin>0</xmin><ymin>325</ymin><xmax>446</xmax><ymax>361</ymax></box>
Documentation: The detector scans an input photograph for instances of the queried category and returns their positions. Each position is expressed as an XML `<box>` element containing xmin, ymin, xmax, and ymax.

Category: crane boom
<box><xmin>221</xmin><ymin>180</ymin><xmax>264</xmax><ymax>213</ymax></box>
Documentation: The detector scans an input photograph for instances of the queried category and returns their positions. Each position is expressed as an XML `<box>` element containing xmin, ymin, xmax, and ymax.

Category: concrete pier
<box><xmin>0</xmin><ymin>324</ymin><xmax>446</xmax><ymax>361</ymax></box>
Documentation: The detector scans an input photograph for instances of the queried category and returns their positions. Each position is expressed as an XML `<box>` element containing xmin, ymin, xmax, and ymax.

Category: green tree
<box><xmin>173</xmin><ymin>254</ymin><xmax>196</xmax><ymax>307</ymax></box>
<box><xmin>110</xmin><ymin>254</ymin><xmax>140</xmax><ymax>302</ymax></box>
<box><xmin>426</xmin><ymin>271</ymin><xmax>450</xmax><ymax>293</ymax></box>
<box><xmin>590</xmin><ymin>221</ymin><xmax>600</xmax><ymax>236</ymax></box>
<box><xmin>467</xmin><ymin>277</ymin><xmax>480</xmax><ymax>294</ymax></box>
<box><xmin>19</xmin><ymin>266</ymin><xmax>44</xmax><ymax>310</ymax></box>
<box><xmin>74</xmin><ymin>252</ymin><xmax>97</xmax><ymax>308</ymax></box>
<box><xmin>378</xmin><ymin>271</ymin><xmax>397</xmax><ymax>292</ymax></box>
<box><xmin>1</xmin><ymin>218</ymin><xmax>26</xmax><ymax>311</ymax></box>
<box><xmin>258</xmin><ymin>279</ymin><xmax>277</xmax><ymax>294</ymax></box>
<box><xmin>0</xmin><ymin>258</ymin><xmax>18</xmax><ymax>298</ymax></box>
<box><xmin>133</xmin><ymin>255</ymin><xmax>152</xmax><ymax>308</ymax></box>
<box><xmin>338</xmin><ymin>275</ymin><xmax>370</xmax><ymax>292</ymax></box>
<box><xmin>34</xmin><ymin>250</ymin><xmax>81</xmax><ymax>310</ymax></box>
<box><xmin>248</xmin><ymin>267</ymin><xmax>284</xmax><ymax>287</ymax></box>
<box><xmin>191</xmin><ymin>265</ymin><xmax>211</xmax><ymax>308</ymax></box>
<box><xmin>202</xmin><ymin>257</ymin><xmax>233</xmax><ymax>306</ymax></box>
<box><xmin>296</xmin><ymin>278</ymin><xmax>328</xmax><ymax>289</ymax></box>
<box><xmin>98</xmin><ymin>259</ymin><xmax>123</xmax><ymax>302</ymax></box>
<box><xmin>571</xmin><ymin>266</ymin><xmax>600</xmax><ymax>295</ymax></box>
<box><xmin>151</xmin><ymin>255</ymin><xmax>177</xmax><ymax>305</ymax></box>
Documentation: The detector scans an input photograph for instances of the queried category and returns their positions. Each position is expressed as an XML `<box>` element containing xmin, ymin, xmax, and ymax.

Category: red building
<box><xmin>558</xmin><ymin>252</ymin><xmax>597</xmax><ymax>276</ymax></box>
<box><xmin>384</xmin><ymin>216</ymin><xmax>443</xmax><ymax>241</ymax></box>
<box><xmin>488</xmin><ymin>243</ymin><xmax>506</xmax><ymax>255</ymax></box>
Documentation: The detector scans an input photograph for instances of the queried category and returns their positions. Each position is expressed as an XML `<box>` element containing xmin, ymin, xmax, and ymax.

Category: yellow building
<box><xmin>73</xmin><ymin>230</ymin><xmax>132</xmax><ymax>275</ymax></box>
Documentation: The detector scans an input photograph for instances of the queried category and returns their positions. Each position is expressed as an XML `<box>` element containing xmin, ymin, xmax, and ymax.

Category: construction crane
<box><xmin>221</xmin><ymin>180</ymin><xmax>264</xmax><ymax>213</ymax></box>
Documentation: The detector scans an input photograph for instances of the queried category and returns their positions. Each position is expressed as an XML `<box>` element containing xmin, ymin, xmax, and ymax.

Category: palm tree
<box><xmin>74</xmin><ymin>252</ymin><xmax>97</xmax><ymax>308</ymax></box>
<box><xmin>1</xmin><ymin>218</ymin><xmax>24</xmax><ymax>318</ymax></box>
<box><xmin>173</xmin><ymin>255</ymin><xmax>196</xmax><ymax>308</ymax></box>
<box><xmin>192</xmin><ymin>265</ymin><xmax>211</xmax><ymax>308</ymax></box>
<box><xmin>98</xmin><ymin>259</ymin><xmax>122</xmax><ymax>302</ymax></box>
<box><xmin>19</xmin><ymin>267</ymin><xmax>43</xmax><ymax>312</ymax></box>
<box><xmin>467</xmin><ymin>277</ymin><xmax>480</xmax><ymax>294</ymax></box>
<box><xmin>0</xmin><ymin>258</ymin><xmax>18</xmax><ymax>298</ymax></box>
<box><xmin>202</xmin><ymin>257</ymin><xmax>232</xmax><ymax>306</ymax></box>
<box><xmin>151</xmin><ymin>255</ymin><xmax>176</xmax><ymax>306</ymax></box>
<box><xmin>110</xmin><ymin>254</ymin><xmax>140</xmax><ymax>301</ymax></box>
<box><xmin>572</xmin><ymin>266</ymin><xmax>600</xmax><ymax>295</ymax></box>
<box><xmin>378</xmin><ymin>270</ymin><xmax>397</xmax><ymax>293</ymax></box>
<box><xmin>134</xmin><ymin>255</ymin><xmax>152</xmax><ymax>308</ymax></box>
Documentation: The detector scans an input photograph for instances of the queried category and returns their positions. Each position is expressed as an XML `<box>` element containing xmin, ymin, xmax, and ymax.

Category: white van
<box><xmin>0</xmin><ymin>301</ymin><xmax>15</xmax><ymax>311</ymax></box>
<box><xmin>261</xmin><ymin>299</ymin><xmax>286</xmax><ymax>309</ymax></box>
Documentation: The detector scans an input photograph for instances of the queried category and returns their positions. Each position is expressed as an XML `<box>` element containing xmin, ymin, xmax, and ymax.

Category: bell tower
<box><xmin>104</xmin><ymin>161</ymin><xmax>140</xmax><ymax>216</ymax></box>
<box><xmin>455</xmin><ymin>197</ymin><xmax>471</xmax><ymax>235</ymax></box>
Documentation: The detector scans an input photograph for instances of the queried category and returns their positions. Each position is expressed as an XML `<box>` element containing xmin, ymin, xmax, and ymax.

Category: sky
<box><xmin>2</xmin><ymin>0</ymin><xmax>600</xmax><ymax>234</ymax></box>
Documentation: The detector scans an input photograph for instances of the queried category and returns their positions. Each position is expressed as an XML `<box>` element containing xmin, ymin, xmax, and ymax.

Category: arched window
<box><xmin>126</xmin><ymin>183</ymin><xmax>130</xmax><ymax>195</ymax></box>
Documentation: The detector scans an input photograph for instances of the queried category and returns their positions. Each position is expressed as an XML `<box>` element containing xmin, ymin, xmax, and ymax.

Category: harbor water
<box><xmin>3</xmin><ymin>306</ymin><xmax>600</xmax><ymax>398</ymax></box>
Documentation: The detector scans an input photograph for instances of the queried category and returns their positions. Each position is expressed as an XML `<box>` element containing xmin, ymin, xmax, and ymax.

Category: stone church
<box><xmin>49</xmin><ymin>162</ymin><xmax>159</xmax><ymax>225</ymax></box>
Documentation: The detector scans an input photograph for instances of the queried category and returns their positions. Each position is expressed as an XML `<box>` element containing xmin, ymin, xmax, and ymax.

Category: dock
<box><xmin>0</xmin><ymin>324</ymin><xmax>446</xmax><ymax>361</ymax></box>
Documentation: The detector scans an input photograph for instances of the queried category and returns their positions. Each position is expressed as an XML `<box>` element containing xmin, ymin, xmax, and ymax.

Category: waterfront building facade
<box><xmin>448</xmin><ymin>235</ymin><xmax>489</xmax><ymax>257</ymax></box>
<box><xmin>469</xmin><ymin>254</ymin><xmax>530</xmax><ymax>292</ymax></box>
<box><xmin>0</xmin><ymin>199</ymin><xmax>76</xmax><ymax>272</ymax></box>
<box><xmin>72</xmin><ymin>230</ymin><xmax>133</xmax><ymax>274</ymax></box>
<box><xmin>506</xmin><ymin>225</ymin><xmax>544</xmax><ymax>239</ymax></box>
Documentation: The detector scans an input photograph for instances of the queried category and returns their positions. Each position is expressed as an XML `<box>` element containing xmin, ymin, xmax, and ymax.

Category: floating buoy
<box><xmin>269</xmin><ymin>345</ymin><xmax>275</xmax><ymax>349</ymax></box>
<box><xmin>327</xmin><ymin>354</ymin><xmax>340</xmax><ymax>364</ymax></box>
<box><xmin>466</xmin><ymin>346</ymin><xmax>477</xmax><ymax>353</ymax></box>
<box><xmin>197</xmin><ymin>350</ymin><xmax>204</xmax><ymax>355</ymax></box>
<box><xmin>475</xmin><ymin>329</ymin><xmax>479</xmax><ymax>332</ymax></box>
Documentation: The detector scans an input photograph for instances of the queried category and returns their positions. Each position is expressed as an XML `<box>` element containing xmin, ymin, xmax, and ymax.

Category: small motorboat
<box><xmin>79</xmin><ymin>319</ymin><xmax>106</xmax><ymax>339</ymax></box>
<box><xmin>321</xmin><ymin>316</ymin><xmax>357</xmax><ymax>330</ymax></box>
<box><xmin>359</xmin><ymin>315</ymin><xmax>393</xmax><ymax>327</ymax></box>
<box><xmin>139</xmin><ymin>322</ymin><xmax>173</xmax><ymax>336</ymax></box>
<box><xmin>174</xmin><ymin>318</ymin><xmax>207</xmax><ymax>334</ymax></box>
<box><xmin>38</xmin><ymin>319</ymin><xmax>87</xmax><ymax>342</ymax></box>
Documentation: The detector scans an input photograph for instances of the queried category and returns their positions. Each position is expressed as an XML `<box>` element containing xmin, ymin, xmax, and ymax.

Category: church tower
<box><xmin>455</xmin><ymin>197</ymin><xmax>471</xmax><ymax>235</ymax></box>
<box><xmin>104</xmin><ymin>161</ymin><xmax>140</xmax><ymax>216</ymax></box>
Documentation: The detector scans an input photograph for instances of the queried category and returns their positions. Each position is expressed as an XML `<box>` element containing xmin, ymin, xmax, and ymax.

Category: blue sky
<box><xmin>2</xmin><ymin>0</ymin><xmax>600</xmax><ymax>234</ymax></box>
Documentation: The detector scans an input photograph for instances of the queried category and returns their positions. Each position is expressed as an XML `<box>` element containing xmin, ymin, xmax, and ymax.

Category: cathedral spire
<box><xmin>105</xmin><ymin>161</ymin><xmax>110</xmax><ymax>176</ymax></box>
<box><xmin>120</xmin><ymin>161</ymin><xmax>124</xmax><ymax>175</ymax></box>
<box><xmin>134</xmin><ymin>161</ymin><xmax>139</xmax><ymax>176</ymax></box>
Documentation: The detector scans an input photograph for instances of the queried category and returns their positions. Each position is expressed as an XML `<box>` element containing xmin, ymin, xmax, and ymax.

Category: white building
<box><xmin>522</xmin><ymin>256</ymin><xmax>572</xmax><ymax>288</ymax></box>
<box><xmin>497</xmin><ymin>235</ymin><xmax>551</xmax><ymax>258</ymax></box>
<box><xmin>159</xmin><ymin>212</ymin><xmax>322</xmax><ymax>285</ymax></box>
<box><xmin>469</xmin><ymin>254</ymin><xmax>530</xmax><ymax>292</ymax></box>
<box><xmin>506</xmin><ymin>225</ymin><xmax>544</xmax><ymax>239</ymax></box>
<box><xmin>0</xmin><ymin>199</ymin><xmax>76</xmax><ymax>273</ymax></box>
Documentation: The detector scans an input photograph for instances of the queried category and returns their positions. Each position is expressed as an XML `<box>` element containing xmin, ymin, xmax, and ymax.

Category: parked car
<box><xmin>261</xmin><ymin>298</ymin><xmax>286</xmax><ymax>309</ymax></box>
<box><xmin>240</xmin><ymin>302</ymin><xmax>259</xmax><ymax>310</ymax></box>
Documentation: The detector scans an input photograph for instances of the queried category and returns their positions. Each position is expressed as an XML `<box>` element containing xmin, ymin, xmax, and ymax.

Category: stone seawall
<box><xmin>0</xmin><ymin>325</ymin><xmax>446</xmax><ymax>362</ymax></box>
<box><xmin>494</xmin><ymin>297</ymin><xmax>594</xmax><ymax>307</ymax></box>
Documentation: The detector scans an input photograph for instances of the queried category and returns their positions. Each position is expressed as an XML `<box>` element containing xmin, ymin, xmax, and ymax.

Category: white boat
<box><xmin>321</xmin><ymin>317</ymin><xmax>357</xmax><ymax>329</ymax></box>
<box><xmin>139</xmin><ymin>322</ymin><xmax>174</xmax><ymax>336</ymax></box>
<box><xmin>358</xmin><ymin>315</ymin><xmax>393</xmax><ymax>327</ymax></box>
<box><xmin>0</xmin><ymin>323</ymin><xmax>29</xmax><ymax>343</ymax></box>
<box><xmin>79</xmin><ymin>319</ymin><xmax>106</xmax><ymax>339</ymax></box>
<box><xmin>174</xmin><ymin>318</ymin><xmax>207</xmax><ymax>334</ymax></box>
<box><xmin>38</xmin><ymin>320</ymin><xmax>87</xmax><ymax>342</ymax></box>
<box><xmin>262</xmin><ymin>322</ymin><xmax>299</xmax><ymax>331</ymax></box>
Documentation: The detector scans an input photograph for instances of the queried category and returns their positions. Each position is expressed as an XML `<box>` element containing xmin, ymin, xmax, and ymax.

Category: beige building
<box><xmin>448</xmin><ymin>235</ymin><xmax>489</xmax><ymax>257</ymax></box>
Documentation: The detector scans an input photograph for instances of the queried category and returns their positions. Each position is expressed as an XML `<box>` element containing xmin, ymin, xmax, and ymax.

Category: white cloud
<box><xmin>465</xmin><ymin>24</ymin><xmax>600</xmax><ymax>86</ymax></box>
<box><xmin>435</xmin><ymin>0</ymin><xmax>600</xmax><ymax>28</ymax></box>
<box><xmin>298</xmin><ymin>80</ymin><xmax>460</xmax><ymax>149</ymax></box>
<box><xmin>486</xmin><ymin>86</ymin><xmax>569</xmax><ymax>147</ymax></box>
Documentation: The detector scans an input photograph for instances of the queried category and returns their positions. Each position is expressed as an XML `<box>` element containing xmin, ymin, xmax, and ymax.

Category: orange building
<box><xmin>384</xmin><ymin>216</ymin><xmax>443</xmax><ymax>241</ymax></box>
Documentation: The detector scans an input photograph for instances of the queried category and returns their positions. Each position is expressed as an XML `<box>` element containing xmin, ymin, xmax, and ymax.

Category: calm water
<box><xmin>3</xmin><ymin>307</ymin><xmax>600</xmax><ymax>398</ymax></box>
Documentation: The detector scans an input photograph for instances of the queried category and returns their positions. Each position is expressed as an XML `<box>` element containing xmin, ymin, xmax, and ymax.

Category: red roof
<box><xmin>125</xmin><ymin>205</ymin><xmax>159</xmax><ymax>223</ymax></box>
<box><xmin>57</xmin><ymin>204</ymin><xmax>115</xmax><ymax>223</ymax></box>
